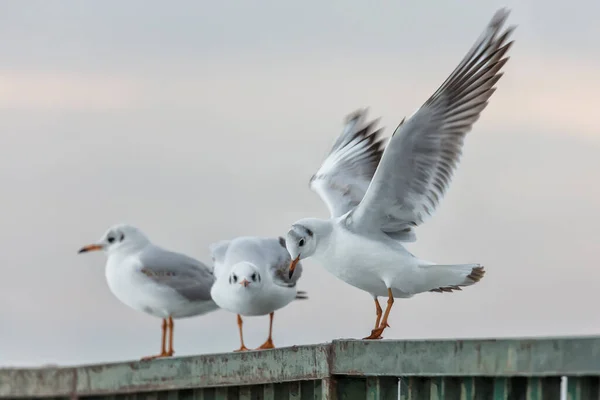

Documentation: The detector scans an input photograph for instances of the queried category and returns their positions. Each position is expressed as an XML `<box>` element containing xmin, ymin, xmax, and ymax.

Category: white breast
<box><xmin>313</xmin><ymin>224</ymin><xmax>418</xmax><ymax>298</ymax></box>
<box><xmin>210</xmin><ymin>279</ymin><xmax>297</xmax><ymax>317</ymax></box>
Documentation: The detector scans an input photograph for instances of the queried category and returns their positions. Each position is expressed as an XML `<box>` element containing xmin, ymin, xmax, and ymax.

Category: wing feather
<box><xmin>310</xmin><ymin>109</ymin><xmax>386</xmax><ymax>218</ymax></box>
<box><xmin>208</xmin><ymin>239</ymin><xmax>231</xmax><ymax>277</ymax></box>
<box><xmin>139</xmin><ymin>246</ymin><xmax>215</xmax><ymax>302</ymax></box>
<box><xmin>351</xmin><ymin>9</ymin><xmax>515</xmax><ymax>234</ymax></box>
<box><xmin>216</xmin><ymin>236</ymin><xmax>304</xmax><ymax>288</ymax></box>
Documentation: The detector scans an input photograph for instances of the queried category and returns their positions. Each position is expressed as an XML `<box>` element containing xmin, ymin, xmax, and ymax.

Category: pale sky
<box><xmin>1</xmin><ymin>0</ymin><xmax>599</xmax><ymax>366</ymax></box>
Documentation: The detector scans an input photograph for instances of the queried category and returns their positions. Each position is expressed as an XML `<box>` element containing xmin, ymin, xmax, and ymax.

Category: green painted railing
<box><xmin>2</xmin><ymin>337</ymin><xmax>600</xmax><ymax>399</ymax></box>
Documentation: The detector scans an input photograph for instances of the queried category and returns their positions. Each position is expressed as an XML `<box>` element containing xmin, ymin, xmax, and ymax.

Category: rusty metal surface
<box><xmin>2</xmin><ymin>337</ymin><xmax>600</xmax><ymax>398</ymax></box>
<box><xmin>0</xmin><ymin>344</ymin><xmax>331</xmax><ymax>398</ymax></box>
<box><xmin>567</xmin><ymin>377</ymin><xmax>600</xmax><ymax>399</ymax></box>
<box><xmin>395</xmin><ymin>377</ymin><xmax>564</xmax><ymax>399</ymax></box>
<box><xmin>332</xmin><ymin>337</ymin><xmax>600</xmax><ymax>377</ymax></box>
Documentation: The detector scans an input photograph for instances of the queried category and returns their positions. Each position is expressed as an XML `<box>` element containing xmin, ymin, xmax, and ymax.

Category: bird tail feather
<box><xmin>418</xmin><ymin>263</ymin><xmax>485</xmax><ymax>293</ymax></box>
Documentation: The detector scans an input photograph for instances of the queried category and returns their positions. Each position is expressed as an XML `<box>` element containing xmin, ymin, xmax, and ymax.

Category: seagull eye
<box><xmin>299</xmin><ymin>238</ymin><xmax>305</xmax><ymax>247</ymax></box>
<box><xmin>107</xmin><ymin>236</ymin><xmax>115</xmax><ymax>244</ymax></box>
<box><xmin>232</xmin><ymin>274</ymin><xmax>238</xmax><ymax>283</ymax></box>
<box><xmin>251</xmin><ymin>273</ymin><xmax>257</xmax><ymax>281</ymax></box>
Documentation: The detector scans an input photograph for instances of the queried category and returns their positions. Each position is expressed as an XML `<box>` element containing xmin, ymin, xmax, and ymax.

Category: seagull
<box><xmin>78</xmin><ymin>224</ymin><xmax>219</xmax><ymax>360</ymax></box>
<box><xmin>209</xmin><ymin>236</ymin><xmax>307</xmax><ymax>351</ymax></box>
<box><xmin>285</xmin><ymin>9</ymin><xmax>514</xmax><ymax>339</ymax></box>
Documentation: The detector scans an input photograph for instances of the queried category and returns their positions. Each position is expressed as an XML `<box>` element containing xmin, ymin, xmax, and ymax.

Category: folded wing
<box><xmin>213</xmin><ymin>236</ymin><xmax>304</xmax><ymax>288</ymax></box>
<box><xmin>208</xmin><ymin>239</ymin><xmax>231</xmax><ymax>277</ymax></box>
<box><xmin>139</xmin><ymin>246</ymin><xmax>215</xmax><ymax>302</ymax></box>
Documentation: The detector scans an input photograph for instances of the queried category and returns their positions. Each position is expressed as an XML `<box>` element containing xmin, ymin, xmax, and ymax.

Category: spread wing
<box><xmin>351</xmin><ymin>9</ymin><xmax>515</xmax><ymax>235</ymax></box>
<box><xmin>310</xmin><ymin>109</ymin><xmax>386</xmax><ymax>218</ymax></box>
<box><xmin>138</xmin><ymin>245</ymin><xmax>215</xmax><ymax>302</ymax></box>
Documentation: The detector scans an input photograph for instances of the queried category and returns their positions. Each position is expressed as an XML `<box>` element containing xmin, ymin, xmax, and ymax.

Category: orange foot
<box><xmin>140</xmin><ymin>351</ymin><xmax>173</xmax><ymax>361</ymax></box>
<box><xmin>234</xmin><ymin>345</ymin><xmax>250</xmax><ymax>352</ymax></box>
<box><xmin>256</xmin><ymin>338</ymin><xmax>275</xmax><ymax>350</ymax></box>
<box><xmin>363</xmin><ymin>323</ymin><xmax>390</xmax><ymax>340</ymax></box>
<box><xmin>363</xmin><ymin>328</ymin><xmax>384</xmax><ymax>340</ymax></box>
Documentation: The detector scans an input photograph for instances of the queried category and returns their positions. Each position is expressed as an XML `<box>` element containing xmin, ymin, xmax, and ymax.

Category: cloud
<box><xmin>0</xmin><ymin>71</ymin><xmax>139</xmax><ymax>111</ymax></box>
<box><xmin>1</xmin><ymin>54</ymin><xmax>597</xmax><ymax>139</ymax></box>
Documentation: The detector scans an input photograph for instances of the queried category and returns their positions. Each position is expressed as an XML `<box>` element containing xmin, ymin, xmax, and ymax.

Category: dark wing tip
<box><xmin>429</xmin><ymin>285</ymin><xmax>463</xmax><ymax>293</ymax></box>
<box><xmin>278</xmin><ymin>236</ymin><xmax>286</xmax><ymax>249</ymax></box>
<box><xmin>295</xmin><ymin>290</ymin><xmax>309</xmax><ymax>300</ymax></box>
<box><xmin>491</xmin><ymin>7</ymin><xmax>510</xmax><ymax>26</ymax></box>
<box><xmin>467</xmin><ymin>266</ymin><xmax>486</xmax><ymax>282</ymax></box>
<box><xmin>344</xmin><ymin>108</ymin><xmax>369</xmax><ymax>124</ymax></box>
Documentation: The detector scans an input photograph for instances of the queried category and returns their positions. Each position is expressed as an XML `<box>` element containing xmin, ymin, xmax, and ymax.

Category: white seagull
<box><xmin>78</xmin><ymin>224</ymin><xmax>219</xmax><ymax>359</ymax></box>
<box><xmin>209</xmin><ymin>236</ymin><xmax>307</xmax><ymax>351</ymax></box>
<box><xmin>285</xmin><ymin>9</ymin><xmax>514</xmax><ymax>339</ymax></box>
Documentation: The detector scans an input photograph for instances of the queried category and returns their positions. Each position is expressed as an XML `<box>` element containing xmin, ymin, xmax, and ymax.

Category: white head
<box><xmin>285</xmin><ymin>218</ymin><xmax>329</xmax><ymax>277</ymax></box>
<box><xmin>78</xmin><ymin>223</ymin><xmax>151</xmax><ymax>256</ymax></box>
<box><xmin>228</xmin><ymin>261</ymin><xmax>264</xmax><ymax>291</ymax></box>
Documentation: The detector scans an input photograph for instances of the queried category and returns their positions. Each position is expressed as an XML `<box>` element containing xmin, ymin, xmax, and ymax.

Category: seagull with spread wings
<box><xmin>78</xmin><ymin>224</ymin><xmax>219</xmax><ymax>359</ymax></box>
<box><xmin>285</xmin><ymin>9</ymin><xmax>514</xmax><ymax>339</ymax></box>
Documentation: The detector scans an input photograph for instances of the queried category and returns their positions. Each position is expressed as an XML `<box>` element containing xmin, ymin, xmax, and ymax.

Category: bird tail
<box><xmin>418</xmin><ymin>263</ymin><xmax>485</xmax><ymax>293</ymax></box>
<box><xmin>295</xmin><ymin>290</ymin><xmax>309</xmax><ymax>300</ymax></box>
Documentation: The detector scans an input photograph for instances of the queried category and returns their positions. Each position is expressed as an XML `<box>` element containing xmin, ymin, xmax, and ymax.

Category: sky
<box><xmin>1</xmin><ymin>0</ymin><xmax>599</xmax><ymax>367</ymax></box>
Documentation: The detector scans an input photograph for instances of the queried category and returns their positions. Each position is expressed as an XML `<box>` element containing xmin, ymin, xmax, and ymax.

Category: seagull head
<box><xmin>78</xmin><ymin>223</ymin><xmax>150</xmax><ymax>256</ymax></box>
<box><xmin>285</xmin><ymin>220</ymin><xmax>322</xmax><ymax>278</ymax></box>
<box><xmin>229</xmin><ymin>262</ymin><xmax>263</xmax><ymax>290</ymax></box>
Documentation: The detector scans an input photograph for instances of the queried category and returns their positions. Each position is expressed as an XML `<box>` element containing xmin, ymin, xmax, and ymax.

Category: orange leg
<box><xmin>373</xmin><ymin>298</ymin><xmax>383</xmax><ymax>329</ymax></box>
<box><xmin>166</xmin><ymin>316</ymin><xmax>175</xmax><ymax>356</ymax></box>
<box><xmin>256</xmin><ymin>312</ymin><xmax>276</xmax><ymax>350</ymax></box>
<box><xmin>363</xmin><ymin>289</ymin><xmax>394</xmax><ymax>340</ymax></box>
<box><xmin>234</xmin><ymin>314</ymin><xmax>249</xmax><ymax>352</ymax></box>
<box><xmin>141</xmin><ymin>318</ymin><xmax>172</xmax><ymax>361</ymax></box>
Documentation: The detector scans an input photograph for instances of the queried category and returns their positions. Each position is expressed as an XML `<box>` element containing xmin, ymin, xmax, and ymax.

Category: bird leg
<box><xmin>141</xmin><ymin>318</ymin><xmax>172</xmax><ymax>361</ymax></box>
<box><xmin>166</xmin><ymin>316</ymin><xmax>175</xmax><ymax>356</ymax></box>
<box><xmin>161</xmin><ymin>318</ymin><xmax>168</xmax><ymax>354</ymax></box>
<box><xmin>373</xmin><ymin>298</ymin><xmax>383</xmax><ymax>329</ymax></box>
<box><xmin>363</xmin><ymin>289</ymin><xmax>394</xmax><ymax>340</ymax></box>
<box><xmin>378</xmin><ymin>289</ymin><xmax>394</xmax><ymax>330</ymax></box>
<box><xmin>234</xmin><ymin>314</ymin><xmax>249</xmax><ymax>352</ymax></box>
<box><xmin>256</xmin><ymin>312</ymin><xmax>276</xmax><ymax>350</ymax></box>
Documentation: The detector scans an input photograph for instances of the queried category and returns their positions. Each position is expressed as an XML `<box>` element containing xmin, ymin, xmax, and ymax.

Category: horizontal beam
<box><xmin>0</xmin><ymin>344</ymin><xmax>331</xmax><ymax>398</ymax></box>
<box><xmin>2</xmin><ymin>337</ymin><xmax>600</xmax><ymax>398</ymax></box>
<box><xmin>332</xmin><ymin>336</ymin><xmax>600</xmax><ymax>377</ymax></box>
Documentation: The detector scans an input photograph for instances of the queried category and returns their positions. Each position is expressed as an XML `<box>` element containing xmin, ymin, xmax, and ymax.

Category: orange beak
<box><xmin>240</xmin><ymin>279</ymin><xmax>250</xmax><ymax>287</ymax></box>
<box><xmin>78</xmin><ymin>244</ymin><xmax>103</xmax><ymax>254</ymax></box>
<box><xmin>288</xmin><ymin>255</ymin><xmax>300</xmax><ymax>279</ymax></box>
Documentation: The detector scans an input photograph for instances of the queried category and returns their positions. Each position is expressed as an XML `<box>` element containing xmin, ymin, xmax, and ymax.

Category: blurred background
<box><xmin>1</xmin><ymin>0</ymin><xmax>599</xmax><ymax>366</ymax></box>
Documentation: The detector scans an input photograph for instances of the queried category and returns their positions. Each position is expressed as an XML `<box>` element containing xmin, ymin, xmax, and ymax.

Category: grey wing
<box><xmin>268</xmin><ymin>236</ymin><xmax>304</xmax><ymax>288</ymax></box>
<box><xmin>352</xmin><ymin>9</ymin><xmax>515</xmax><ymax>234</ymax></box>
<box><xmin>209</xmin><ymin>240</ymin><xmax>230</xmax><ymax>264</ymax></box>
<box><xmin>208</xmin><ymin>239</ymin><xmax>231</xmax><ymax>277</ymax></box>
<box><xmin>309</xmin><ymin>109</ymin><xmax>387</xmax><ymax>218</ymax></box>
<box><xmin>139</xmin><ymin>246</ymin><xmax>215</xmax><ymax>302</ymax></box>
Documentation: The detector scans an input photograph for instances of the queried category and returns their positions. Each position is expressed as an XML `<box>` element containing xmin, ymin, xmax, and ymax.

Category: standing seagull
<box><xmin>286</xmin><ymin>9</ymin><xmax>514</xmax><ymax>339</ymax></box>
<box><xmin>78</xmin><ymin>224</ymin><xmax>219</xmax><ymax>359</ymax></box>
<box><xmin>210</xmin><ymin>236</ymin><xmax>307</xmax><ymax>351</ymax></box>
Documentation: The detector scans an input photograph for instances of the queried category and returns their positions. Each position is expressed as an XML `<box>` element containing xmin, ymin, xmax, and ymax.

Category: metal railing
<box><xmin>2</xmin><ymin>337</ymin><xmax>599</xmax><ymax>399</ymax></box>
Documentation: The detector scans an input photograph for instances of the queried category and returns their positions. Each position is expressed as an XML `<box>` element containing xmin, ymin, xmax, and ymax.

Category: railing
<box><xmin>2</xmin><ymin>337</ymin><xmax>600</xmax><ymax>399</ymax></box>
